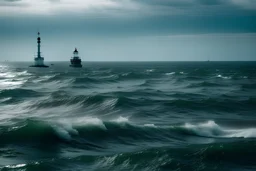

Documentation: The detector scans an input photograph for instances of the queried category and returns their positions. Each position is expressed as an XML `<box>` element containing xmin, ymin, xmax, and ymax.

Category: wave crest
<box><xmin>180</xmin><ymin>120</ymin><xmax>256</xmax><ymax>138</ymax></box>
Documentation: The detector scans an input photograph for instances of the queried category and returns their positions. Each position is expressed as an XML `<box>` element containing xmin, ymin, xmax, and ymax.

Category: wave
<box><xmin>183</xmin><ymin>76</ymin><xmax>203</xmax><ymax>81</ymax></box>
<box><xmin>27</xmin><ymin>92</ymin><xmax>155</xmax><ymax>110</ymax></box>
<box><xmin>73</xmin><ymin>77</ymin><xmax>101</xmax><ymax>84</ymax></box>
<box><xmin>0</xmin><ymin>89</ymin><xmax>41</xmax><ymax>98</ymax></box>
<box><xmin>32</xmin><ymin>74</ymin><xmax>120</xmax><ymax>86</ymax></box>
<box><xmin>161</xmin><ymin>97</ymin><xmax>256</xmax><ymax>111</ymax></box>
<box><xmin>138</xmin><ymin>79</ymin><xmax>160</xmax><ymax>87</ymax></box>
<box><xmin>95</xmin><ymin>74</ymin><xmax>119</xmax><ymax>80</ymax></box>
<box><xmin>216</xmin><ymin>74</ymin><xmax>231</xmax><ymax>79</ymax></box>
<box><xmin>0</xmin><ymin>78</ymin><xmax>26</xmax><ymax>90</ymax></box>
<box><xmin>0</xmin><ymin>97</ymin><xmax>12</xmax><ymax>103</ymax></box>
<box><xmin>241</xmin><ymin>83</ymin><xmax>256</xmax><ymax>90</ymax></box>
<box><xmin>117</xmin><ymin>72</ymin><xmax>154</xmax><ymax>80</ymax></box>
<box><xmin>2</xmin><ymin>139</ymin><xmax>256</xmax><ymax>171</ymax></box>
<box><xmin>27</xmin><ymin>95</ymin><xmax>88</xmax><ymax>109</ymax></box>
<box><xmin>0</xmin><ymin>71</ymin><xmax>32</xmax><ymax>79</ymax></box>
<box><xmin>1</xmin><ymin>119</ymin><xmax>255</xmax><ymax>147</ymax></box>
<box><xmin>187</xmin><ymin>81</ymin><xmax>223</xmax><ymax>88</ymax></box>
<box><xmin>145</xmin><ymin>69</ymin><xmax>155</xmax><ymax>73</ymax></box>
<box><xmin>32</xmin><ymin>74</ymin><xmax>61</xmax><ymax>83</ymax></box>
<box><xmin>23</xmin><ymin>90</ymin><xmax>256</xmax><ymax>112</ymax></box>
<box><xmin>179</xmin><ymin>121</ymin><xmax>256</xmax><ymax>138</ymax></box>
<box><xmin>72</xmin><ymin>76</ymin><xmax>118</xmax><ymax>84</ymax></box>
<box><xmin>165</xmin><ymin>72</ymin><xmax>175</xmax><ymax>76</ymax></box>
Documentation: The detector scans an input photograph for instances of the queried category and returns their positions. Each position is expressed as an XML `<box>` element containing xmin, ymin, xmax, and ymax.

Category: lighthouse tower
<box><xmin>30</xmin><ymin>32</ymin><xmax>48</xmax><ymax>67</ymax></box>
<box><xmin>70</xmin><ymin>48</ymin><xmax>82</xmax><ymax>67</ymax></box>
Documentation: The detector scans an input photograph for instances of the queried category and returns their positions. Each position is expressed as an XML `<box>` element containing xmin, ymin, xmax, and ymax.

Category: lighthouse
<box><xmin>70</xmin><ymin>48</ymin><xmax>82</xmax><ymax>67</ymax></box>
<box><xmin>30</xmin><ymin>32</ymin><xmax>49</xmax><ymax>68</ymax></box>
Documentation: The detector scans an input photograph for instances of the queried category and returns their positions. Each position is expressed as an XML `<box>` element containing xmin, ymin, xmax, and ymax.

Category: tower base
<box><xmin>29</xmin><ymin>65</ymin><xmax>49</xmax><ymax>68</ymax></box>
<box><xmin>70</xmin><ymin>64</ymin><xmax>82</xmax><ymax>68</ymax></box>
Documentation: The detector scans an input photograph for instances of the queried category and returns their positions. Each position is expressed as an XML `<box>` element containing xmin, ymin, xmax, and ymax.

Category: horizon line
<box><xmin>1</xmin><ymin>60</ymin><xmax>256</xmax><ymax>62</ymax></box>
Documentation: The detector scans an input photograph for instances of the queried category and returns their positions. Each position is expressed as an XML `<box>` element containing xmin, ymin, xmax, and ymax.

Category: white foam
<box><xmin>0</xmin><ymin>72</ymin><xmax>15</xmax><ymax>78</ymax></box>
<box><xmin>100</xmin><ymin>98</ymin><xmax>118</xmax><ymax>109</ymax></box>
<box><xmin>182</xmin><ymin>121</ymin><xmax>256</xmax><ymax>138</ymax></box>
<box><xmin>0</xmin><ymin>79</ymin><xmax>26</xmax><ymax>89</ymax></box>
<box><xmin>144</xmin><ymin>124</ymin><xmax>157</xmax><ymax>128</ymax></box>
<box><xmin>165</xmin><ymin>72</ymin><xmax>175</xmax><ymax>76</ymax></box>
<box><xmin>111</xmin><ymin>116</ymin><xmax>129</xmax><ymax>123</ymax></box>
<box><xmin>72</xmin><ymin>117</ymin><xmax>107</xmax><ymax>130</ymax></box>
<box><xmin>0</xmin><ymin>71</ymin><xmax>31</xmax><ymax>78</ymax></box>
<box><xmin>183</xmin><ymin>121</ymin><xmax>223</xmax><ymax>137</ymax></box>
<box><xmin>146</xmin><ymin>69</ymin><xmax>155</xmax><ymax>72</ymax></box>
<box><xmin>102</xmin><ymin>74</ymin><xmax>119</xmax><ymax>79</ymax></box>
<box><xmin>121</xmin><ymin>72</ymin><xmax>131</xmax><ymax>76</ymax></box>
<box><xmin>225</xmin><ymin>128</ymin><xmax>256</xmax><ymax>138</ymax></box>
<box><xmin>0</xmin><ymin>97</ymin><xmax>11</xmax><ymax>103</ymax></box>
<box><xmin>33</xmin><ymin>75</ymin><xmax>57</xmax><ymax>83</ymax></box>
<box><xmin>52</xmin><ymin>117</ymin><xmax>109</xmax><ymax>140</ymax></box>
<box><xmin>5</xmin><ymin>164</ymin><xmax>26</xmax><ymax>169</ymax></box>
<box><xmin>53</xmin><ymin>125</ymin><xmax>72</xmax><ymax>140</ymax></box>
<box><xmin>216</xmin><ymin>74</ymin><xmax>231</xmax><ymax>79</ymax></box>
<box><xmin>16</xmin><ymin>71</ymin><xmax>32</xmax><ymax>76</ymax></box>
<box><xmin>52</xmin><ymin>120</ymin><xmax>79</xmax><ymax>140</ymax></box>
<box><xmin>43</xmin><ymin>78</ymin><xmax>73</xmax><ymax>89</ymax></box>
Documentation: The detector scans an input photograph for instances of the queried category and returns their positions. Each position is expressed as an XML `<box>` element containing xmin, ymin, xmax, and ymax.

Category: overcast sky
<box><xmin>1</xmin><ymin>0</ymin><xmax>256</xmax><ymax>61</ymax></box>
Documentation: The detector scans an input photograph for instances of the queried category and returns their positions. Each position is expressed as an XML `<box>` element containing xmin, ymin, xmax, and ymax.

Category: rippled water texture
<box><xmin>0</xmin><ymin>62</ymin><xmax>256</xmax><ymax>171</ymax></box>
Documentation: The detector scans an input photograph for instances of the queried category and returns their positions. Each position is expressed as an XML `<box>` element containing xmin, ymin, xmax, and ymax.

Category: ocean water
<box><xmin>0</xmin><ymin>61</ymin><xmax>255</xmax><ymax>171</ymax></box>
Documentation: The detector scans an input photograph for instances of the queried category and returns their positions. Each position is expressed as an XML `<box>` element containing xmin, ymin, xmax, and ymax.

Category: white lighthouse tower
<box><xmin>30</xmin><ymin>32</ymin><xmax>49</xmax><ymax>67</ymax></box>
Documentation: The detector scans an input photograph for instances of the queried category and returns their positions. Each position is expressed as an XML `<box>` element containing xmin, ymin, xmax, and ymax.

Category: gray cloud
<box><xmin>133</xmin><ymin>0</ymin><xmax>195</xmax><ymax>7</ymax></box>
<box><xmin>132</xmin><ymin>0</ymin><xmax>256</xmax><ymax>10</ymax></box>
<box><xmin>197</xmin><ymin>0</ymin><xmax>224</xmax><ymax>5</ymax></box>
<box><xmin>3</xmin><ymin>0</ymin><xmax>21</xmax><ymax>2</ymax></box>
<box><xmin>0</xmin><ymin>0</ymin><xmax>255</xmax><ymax>36</ymax></box>
<box><xmin>0</xmin><ymin>0</ymin><xmax>24</xmax><ymax>7</ymax></box>
<box><xmin>133</xmin><ymin>0</ymin><xmax>247</xmax><ymax>6</ymax></box>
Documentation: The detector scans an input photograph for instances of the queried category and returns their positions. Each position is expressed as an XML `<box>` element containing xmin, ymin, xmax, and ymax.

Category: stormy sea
<box><xmin>0</xmin><ymin>61</ymin><xmax>255</xmax><ymax>171</ymax></box>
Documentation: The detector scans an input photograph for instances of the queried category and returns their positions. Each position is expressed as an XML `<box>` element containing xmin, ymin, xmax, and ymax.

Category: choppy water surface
<box><xmin>0</xmin><ymin>62</ymin><xmax>255</xmax><ymax>171</ymax></box>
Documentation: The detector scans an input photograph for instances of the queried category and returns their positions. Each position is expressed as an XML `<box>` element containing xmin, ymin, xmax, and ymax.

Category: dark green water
<box><xmin>0</xmin><ymin>62</ymin><xmax>255</xmax><ymax>171</ymax></box>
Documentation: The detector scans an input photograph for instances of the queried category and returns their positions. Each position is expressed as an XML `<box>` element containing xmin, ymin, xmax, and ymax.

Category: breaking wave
<box><xmin>180</xmin><ymin>121</ymin><xmax>256</xmax><ymax>138</ymax></box>
<box><xmin>1</xmin><ymin>119</ymin><xmax>255</xmax><ymax>147</ymax></box>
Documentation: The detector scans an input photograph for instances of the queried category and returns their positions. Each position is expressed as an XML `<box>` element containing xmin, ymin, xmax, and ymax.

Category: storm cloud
<box><xmin>0</xmin><ymin>0</ymin><xmax>256</xmax><ymax>61</ymax></box>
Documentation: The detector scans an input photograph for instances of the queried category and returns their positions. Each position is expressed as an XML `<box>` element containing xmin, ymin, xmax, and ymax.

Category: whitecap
<box><xmin>0</xmin><ymin>97</ymin><xmax>11</xmax><ymax>103</ymax></box>
<box><xmin>144</xmin><ymin>124</ymin><xmax>157</xmax><ymax>128</ymax></box>
<box><xmin>183</xmin><ymin>121</ymin><xmax>223</xmax><ymax>137</ymax></box>
<box><xmin>182</xmin><ymin>120</ymin><xmax>256</xmax><ymax>138</ymax></box>
<box><xmin>5</xmin><ymin>164</ymin><xmax>26</xmax><ymax>169</ymax></box>
<box><xmin>111</xmin><ymin>116</ymin><xmax>129</xmax><ymax>123</ymax></box>
<box><xmin>0</xmin><ymin>79</ymin><xmax>26</xmax><ymax>89</ymax></box>
<box><xmin>216</xmin><ymin>74</ymin><xmax>231</xmax><ymax>79</ymax></box>
<box><xmin>165</xmin><ymin>72</ymin><xmax>175</xmax><ymax>76</ymax></box>
<box><xmin>100</xmin><ymin>98</ymin><xmax>118</xmax><ymax>109</ymax></box>
<box><xmin>16</xmin><ymin>70</ymin><xmax>32</xmax><ymax>76</ymax></box>
<box><xmin>225</xmin><ymin>128</ymin><xmax>256</xmax><ymax>138</ymax></box>
<box><xmin>52</xmin><ymin>125</ymin><xmax>72</xmax><ymax>140</ymax></box>
<box><xmin>72</xmin><ymin>117</ymin><xmax>107</xmax><ymax>130</ymax></box>
<box><xmin>33</xmin><ymin>74</ymin><xmax>58</xmax><ymax>83</ymax></box>
<box><xmin>121</xmin><ymin>72</ymin><xmax>130</xmax><ymax>76</ymax></box>
<box><xmin>0</xmin><ymin>72</ymin><xmax>16</xmax><ymax>78</ymax></box>
<box><xmin>51</xmin><ymin>120</ymin><xmax>79</xmax><ymax>141</ymax></box>
<box><xmin>146</xmin><ymin>69</ymin><xmax>155</xmax><ymax>72</ymax></box>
